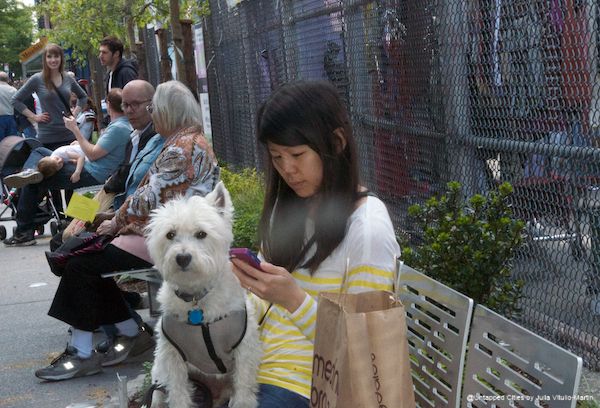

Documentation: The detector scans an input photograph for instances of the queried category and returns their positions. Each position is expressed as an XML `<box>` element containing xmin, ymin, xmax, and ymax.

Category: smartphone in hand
<box><xmin>62</xmin><ymin>110</ymin><xmax>73</xmax><ymax>118</ymax></box>
<box><xmin>230</xmin><ymin>248</ymin><xmax>263</xmax><ymax>271</ymax></box>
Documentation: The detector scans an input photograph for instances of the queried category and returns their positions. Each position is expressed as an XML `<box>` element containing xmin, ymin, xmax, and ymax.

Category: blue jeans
<box><xmin>22</xmin><ymin>125</ymin><xmax>37</xmax><ymax>138</ymax></box>
<box><xmin>15</xmin><ymin>147</ymin><xmax>100</xmax><ymax>233</ymax></box>
<box><xmin>0</xmin><ymin>115</ymin><xmax>17</xmax><ymax>140</ymax></box>
<box><xmin>257</xmin><ymin>384</ymin><xmax>309</xmax><ymax>408</ymax></box>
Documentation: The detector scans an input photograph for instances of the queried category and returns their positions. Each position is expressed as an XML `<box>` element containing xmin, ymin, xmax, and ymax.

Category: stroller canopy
<box><xmin>0</xmin><ymin>136</ymin><xmax>42</xmax><ymax>176</ymax></box>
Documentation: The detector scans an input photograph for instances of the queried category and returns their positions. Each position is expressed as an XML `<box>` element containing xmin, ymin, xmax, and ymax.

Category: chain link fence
<box><xmin>203</xmin><ymin>0</ymin><xmax>600</xmax><ymax>369</ymax></box>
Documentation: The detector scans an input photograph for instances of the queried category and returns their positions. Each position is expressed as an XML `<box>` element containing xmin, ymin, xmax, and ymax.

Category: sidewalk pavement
<box><xmin>1</xmin><ymin>217</ymin><xmax>599</xmax><ymax>407</ymax></box>
<box><xmin>0</xmin><ymin>219</ymin><xmax>153</xmax><ymax>408</ymax></box>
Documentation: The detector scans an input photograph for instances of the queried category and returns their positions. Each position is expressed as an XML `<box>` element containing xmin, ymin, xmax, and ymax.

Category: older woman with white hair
<box><xmin>35</xmin><ymin>80</ymin><xmax>220</xmax><ymax>382</ymax></box>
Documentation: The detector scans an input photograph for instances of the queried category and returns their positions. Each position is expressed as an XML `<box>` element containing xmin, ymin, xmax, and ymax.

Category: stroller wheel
<box><xmin>50</xmin><ymin>221</ymin><xmax>59</xmax><ymax>236</ymax></box>
<box><xmin>0</xmin><ymin>225</ymin><xmax>6</xmax><ymax>240</ymax></box>
<box><xmin>36</xmin><ymin>225</ymin><xmax>45</xmax><ymax>236</ymax></box>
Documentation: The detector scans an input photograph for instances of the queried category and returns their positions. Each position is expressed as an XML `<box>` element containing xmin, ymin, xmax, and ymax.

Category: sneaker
<box><xmin>4</xmin><ymin>231</ymin><xmax>36</xmax><ymax>247</ymax></box>
<box><xmin>35</xmin><ymin>345</ymin><xmax>102</xmax><ymax>381</ymax></box>
<box><xmin>100</xmin><ymin>325</ymin><xmax>156</xmax><ymax>367</ymax></box>
<box><xmin>4</xmin><ymin>169</ymin><xmax>43</xmax><ymax>188</ymax></box>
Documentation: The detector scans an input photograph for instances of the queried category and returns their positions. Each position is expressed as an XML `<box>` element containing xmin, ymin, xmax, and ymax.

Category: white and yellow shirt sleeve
<box><xmin>256</xmin><ymin>196</ymin><xmax>400</xmax><ymax>398</ymax></box>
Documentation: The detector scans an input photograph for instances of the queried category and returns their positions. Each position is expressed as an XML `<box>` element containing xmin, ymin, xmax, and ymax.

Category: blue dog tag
<box><xmin>188</xmin><ymin>309</ymin><xmax>204</xmax><ymax>325</ymax></box>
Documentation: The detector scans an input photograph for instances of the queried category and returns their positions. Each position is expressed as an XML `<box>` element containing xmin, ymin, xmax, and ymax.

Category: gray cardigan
<box><xmin>12</xmin><ymin>73</ymin><xmax>87</xmax><ymax>145</ymax></box>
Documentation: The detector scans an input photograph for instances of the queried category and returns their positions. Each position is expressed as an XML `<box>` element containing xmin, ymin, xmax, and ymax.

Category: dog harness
<box><xmin>161</xmin><ymin>308</ymin><xmax>248</xmax><ymax>375</ymax></box>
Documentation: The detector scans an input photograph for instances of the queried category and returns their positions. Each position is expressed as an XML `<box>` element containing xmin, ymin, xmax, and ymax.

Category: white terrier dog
<box><xmin>145</xmin><ymin>182</ymin><xmax>261</xmax><ymax>408</ymax></box>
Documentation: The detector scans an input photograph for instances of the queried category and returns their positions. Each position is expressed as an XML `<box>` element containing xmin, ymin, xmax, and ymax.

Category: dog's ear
<box><xmin>206</xmin><ymin>181</ymin><xmax>234</xmax><ymax>220</ymax></box>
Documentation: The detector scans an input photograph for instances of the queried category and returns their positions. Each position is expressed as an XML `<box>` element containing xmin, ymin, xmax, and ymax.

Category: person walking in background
<box><xmin>99</xmin><ymin>36</ymin><xmax>138</xmax><ymax>128</ymax></box>
<box><xmin>230</xmin><ymin>81</ymin><xmax>399</xmax><ymax>408</ymax></box>
<box><xmin>0</xmin><ymin>71</ymin><xmax>18</xmax><ymax>140</ymax></box>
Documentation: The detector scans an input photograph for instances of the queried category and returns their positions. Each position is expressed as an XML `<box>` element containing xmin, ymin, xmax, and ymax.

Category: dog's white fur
<box><xmin>146</xmin><ymin>182</ymin><xmax>261</xmax><ymax>408</ymax></box>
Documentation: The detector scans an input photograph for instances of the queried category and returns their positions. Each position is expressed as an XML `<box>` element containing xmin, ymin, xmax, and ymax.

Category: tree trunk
<box><xmin>181</xmin><ymin>19</ymin><xmax>197</xmax><ymax>96</ymax></box>
<box><xmin>125</xmin><ymin>15</ymin><xmax>135</xmax><ymax>57</ymax></box>
<box><xmin>87</xmin><ymin>49</ymin><xmax>104</xmax><ymax>128</ymax></box>
<box><xmin>135</xmin><ymin>27</ymin><xmax>148</xmax><ymax>81</ymax></box>
<box><xmin>169</xmin><ymin>0</ymin><xmax>186</xmax><ymax>82</ymax></box>
<box><xmin>156</xmin><ymin>28</ymin><xmax>173</xmax><ymax>83</ymax></box>
<box><xmin>135</xmin><ymin>40</ymin><xmax>148</xmax><ymax>81</ymax></box>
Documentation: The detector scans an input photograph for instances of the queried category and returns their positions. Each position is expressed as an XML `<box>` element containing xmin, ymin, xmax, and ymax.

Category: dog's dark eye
<box><xmin>166</xmin><ymin>231</ymin><xmax>176</xmax><ymax>240</ymax></box>
<box><xmin>195</xmin><ymin>231</ymin><xmax>207</xmax><ymax>239</ymax></box>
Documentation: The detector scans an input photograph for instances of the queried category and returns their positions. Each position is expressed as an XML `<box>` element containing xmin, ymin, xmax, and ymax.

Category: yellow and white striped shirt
<box><xmin>252</xmin><ymin>196</ymin><xmax>400</xmax><ymax>399</ymax></box>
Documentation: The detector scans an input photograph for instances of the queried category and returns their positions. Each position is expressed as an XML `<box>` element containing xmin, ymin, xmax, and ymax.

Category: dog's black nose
<box><xmin>176</xmin><ymin>253</ymin><xmax>192</xmax><ymax>268</ymax></box>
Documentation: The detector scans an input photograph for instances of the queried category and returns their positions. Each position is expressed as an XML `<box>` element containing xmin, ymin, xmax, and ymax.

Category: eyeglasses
<box><xmin>146</xmin><ymin>103</ymin><xmax>154</xmax><ymax>114</ymax></box>
<box><xmin>121</xmin><ymin>99</ymin><xmax>151</xmax><ymax>111</ymax></box>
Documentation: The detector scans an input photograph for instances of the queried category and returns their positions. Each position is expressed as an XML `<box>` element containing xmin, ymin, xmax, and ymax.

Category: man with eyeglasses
<box><xmin>102</xmin><ymin>80</ymin><xmax>159</xmax><ymax>201</ymax></box>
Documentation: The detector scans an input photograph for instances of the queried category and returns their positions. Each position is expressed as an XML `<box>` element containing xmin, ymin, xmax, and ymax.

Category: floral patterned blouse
<box><xmin>113</xmin><ymin>125</ymin><xmax>220</xmax><ymax>237</ymax></box>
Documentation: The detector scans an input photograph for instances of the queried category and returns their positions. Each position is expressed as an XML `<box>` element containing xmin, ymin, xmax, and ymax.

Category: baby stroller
<box><xmin>0</xmin><ymin>136</ymin><xmax>62</xmax><ymax>240</ymax></box>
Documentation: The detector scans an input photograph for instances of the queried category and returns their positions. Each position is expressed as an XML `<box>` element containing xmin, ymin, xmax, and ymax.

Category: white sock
<box><xmin>70</xmin><ymin>328</ymin><xmax>93</xmax><ymax>358</ymax></box>
<box><xmin>114</xmin><ymin>318</ymin><xmax>139</xmax><ymax>337</ymax></box>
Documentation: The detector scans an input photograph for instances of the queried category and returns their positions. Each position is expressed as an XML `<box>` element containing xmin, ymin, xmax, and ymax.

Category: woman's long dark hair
<box><xmin>256</xmin><ymin>81</ymin><xmax>360</xmax><ymax>273</ymax></box>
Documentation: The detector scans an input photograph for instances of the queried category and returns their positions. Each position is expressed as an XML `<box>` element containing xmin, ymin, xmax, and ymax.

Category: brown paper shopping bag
<box><xmin>311</xmin><ymin>291</ymin><xmax>415</xmax><ymax>408</ymax></box>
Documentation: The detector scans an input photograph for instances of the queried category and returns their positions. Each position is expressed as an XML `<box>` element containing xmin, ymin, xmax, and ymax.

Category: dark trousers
<box><xmin>48</xmin><ymin>244</ymin><xmax>152</xmax><ymax>332</ymax></box>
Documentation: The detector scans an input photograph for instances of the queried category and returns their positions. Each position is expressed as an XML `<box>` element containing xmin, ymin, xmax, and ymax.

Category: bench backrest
<box><xmin>396</xmin><ymin>263</ymin><xmax>474</xmax><ymax>408</ymax></box>
<box><xmin>462</xmin><ymin>304</ymin><xmax>583</xmax><ymax>408</ymax></box>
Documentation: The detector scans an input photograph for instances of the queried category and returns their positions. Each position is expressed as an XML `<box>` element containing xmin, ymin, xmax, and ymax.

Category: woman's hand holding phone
<box><xmin>230</xmin><ymin>248</ymin><xmax>307</xmax><ymax>313</ymax></box>
<box><xmin>229</xmin><ymin>248</ymin><xmax>263</xmax><ymax>271</ymax></box>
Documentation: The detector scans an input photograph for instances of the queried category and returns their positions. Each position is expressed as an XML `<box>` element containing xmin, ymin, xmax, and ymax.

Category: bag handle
<box><xmin>338</xmin><ymin>254</ymin><xmax>403</xmax><ymax>299</ymax></box>
<box><xmin>394</xmin><ymin>257</ymin><xmax>404</xmax><ymax>299</ymax></box>
<box><xmin>336</xmin><ymin>257</ymin><xmax>351</xmax><ymax>303</ymax></box>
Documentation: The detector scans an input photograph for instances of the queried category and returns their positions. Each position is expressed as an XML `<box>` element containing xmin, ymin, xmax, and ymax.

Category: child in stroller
<box><xmin>0</xmin><ymin>136</ymin><xmax>62</xmax><ymax>240</ymax></box>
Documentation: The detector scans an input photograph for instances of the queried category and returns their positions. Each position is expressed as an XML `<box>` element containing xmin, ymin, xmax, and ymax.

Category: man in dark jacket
<box><xmin>99</xmin><ymin>36</ymin><xmax>138</xmax><ymax>94</ymax></box>
<box><xmin>99</xmin><ymin>36</ymin><xmax>138</xmax><ymax>128</ymax></box>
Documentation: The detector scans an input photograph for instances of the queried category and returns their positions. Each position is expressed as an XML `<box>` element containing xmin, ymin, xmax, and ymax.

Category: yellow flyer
<box><xmin>64</xmin><ymin>192</ymin><xmax>100</xmax><ymax>222</ymax></box>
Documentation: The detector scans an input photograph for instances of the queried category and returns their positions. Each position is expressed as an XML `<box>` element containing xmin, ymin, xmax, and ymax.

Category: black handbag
<box><xmin>45</xmin><ymin>232</ymin><xmax>112</xmax><ymax>276</ymax></box>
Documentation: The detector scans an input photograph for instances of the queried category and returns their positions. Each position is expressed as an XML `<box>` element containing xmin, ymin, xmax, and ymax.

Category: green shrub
<box><xmin>577</xmin><ymin>400</ymin><xmax>600</xmax><ymax>408</ymax></box>
<box><xmin>220</xmin><ymin>166</ymin><xmax>265</xmax><ymax>251</ymax></box>
<box><xmin>401</xmin><ymin>181</ymin><xmax>525</xmax><ymax>317</ymax></box>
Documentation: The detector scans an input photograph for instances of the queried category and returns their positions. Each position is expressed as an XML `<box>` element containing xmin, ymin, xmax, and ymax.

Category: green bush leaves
<box><xmin>221</xmin><ymin>167</ymin><xmax>264</xmax><ymax>251</ymax></box>
<box><xmin>402</xmin><ymin>181</ymin><xmax>525</xmax><ymax>317</ymax></box>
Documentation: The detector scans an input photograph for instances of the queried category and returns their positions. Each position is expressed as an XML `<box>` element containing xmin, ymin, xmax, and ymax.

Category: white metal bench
<box><xmin>397</xmin><ymin>261</ymin><xmax>585</xmax><ymax>407</ymax></box>
<box><xmin>396</xmin><ymin>262</ymin><xmax>474</xmax><ymax>408</ymax></box>
<box><xmin>101</xmin><ymin>268</ymin><xmax>162</xmax><ymax>317</ymax></box>
<box><xmin>462</xmin><ymin>304</ymin><xmax>583</xmax><ymax>408</ymax></box>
